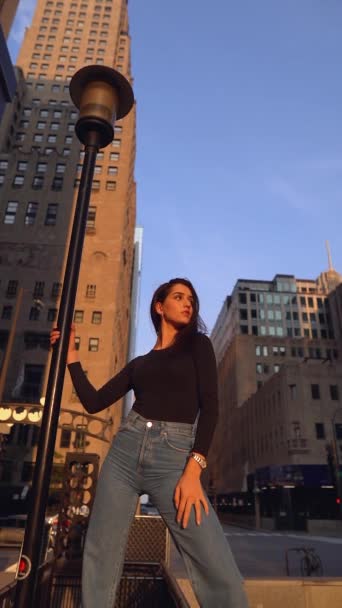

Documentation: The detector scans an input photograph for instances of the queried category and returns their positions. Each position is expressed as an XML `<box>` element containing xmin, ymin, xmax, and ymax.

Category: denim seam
<box><xmin>163</xmin><ymin>434</ymin><xmax>193</xmax><ymax>453</ymax></box>
<box><xmin>107</xmin><ymin>497</ymin><xmax>137</xmax><ymax>608</ymax></box>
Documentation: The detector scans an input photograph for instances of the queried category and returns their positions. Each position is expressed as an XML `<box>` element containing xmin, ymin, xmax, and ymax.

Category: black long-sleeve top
<box><xmin>67</xmin><ymin>332</ymin><xmax>218</xmax><ymax>457</ymax></box>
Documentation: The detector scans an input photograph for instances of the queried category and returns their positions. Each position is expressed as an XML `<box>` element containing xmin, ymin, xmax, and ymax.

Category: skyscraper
<box><xmin>0</xmin><ymin>0</ymin><xmax>137</xmax><ymax>488</ymax></box>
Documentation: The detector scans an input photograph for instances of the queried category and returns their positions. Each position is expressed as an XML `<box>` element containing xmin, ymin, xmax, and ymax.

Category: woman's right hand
<box><xmin>50</xmin><ymin>323</ymin><xmax>79</xmax><ymax>364</ymax></box>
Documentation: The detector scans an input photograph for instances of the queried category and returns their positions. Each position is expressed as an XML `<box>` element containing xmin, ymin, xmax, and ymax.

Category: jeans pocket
<box><xmin>164</xmin><ymin>432</ymin><xmax>194</xmax><ymax>453</ymax></box>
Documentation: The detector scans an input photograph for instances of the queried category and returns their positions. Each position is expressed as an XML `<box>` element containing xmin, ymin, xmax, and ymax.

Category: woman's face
<box><xmin>156</xmin><ymin>283</ymin><xmax>194</xmax><ymax>328</ymax></box>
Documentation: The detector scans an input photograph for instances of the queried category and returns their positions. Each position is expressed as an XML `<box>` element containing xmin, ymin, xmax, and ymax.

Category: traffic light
<box><xmin>336</xmin><ymin>497</ymin><xmax>341</xmax><ymax>505</ymax></box>
<box><xmin>55</xmin><ymin>452</ymin><xmax>99</xmax><ymax>558</ymax></box>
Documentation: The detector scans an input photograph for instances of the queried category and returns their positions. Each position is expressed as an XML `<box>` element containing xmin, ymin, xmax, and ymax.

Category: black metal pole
<box><xmin>14</xmin><ymin>130</ymin><xmax>101</xmax><ymax>608</ymax></box>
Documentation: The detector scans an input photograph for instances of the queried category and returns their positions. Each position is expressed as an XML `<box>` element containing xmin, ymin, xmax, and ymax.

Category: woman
<box><xmin>51</xmin><ymin>278</ymin><xmax>249</xmax><ymax>608</ymax></box>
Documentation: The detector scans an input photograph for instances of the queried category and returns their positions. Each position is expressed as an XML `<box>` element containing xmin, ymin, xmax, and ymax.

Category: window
<box><xmin>50</xmin><ymin>122</ymin><xmax>60</xmax><ymax>131</ymax></box>
<box><xmin>25</xmin><ymin>202</ymin><xmax>38</xmax><ymax>225</ymax></box>
<box><xmin>17</xmin><ymin>161</ymin><xmax>28</xmax><ymax>171</ymax></box>
<box><xmin>330</xmin><ymin>385</ymin><xmax>339</xmax><ymax>401</ymax></box>
<box><xmin>56</xmin><ymin>163</ymin><xmax>66</xmax><ymax>174</ymax></box>
<box><xmin>239</xmin><ymin>293</ymin><xmax>247</xmax><ymax>304</ymax></box>
<box><xmin>239</xmin><ymin>309</ymin><xmax>248</xmax><ymax>321</ymax></box>
<box><xmin>74</xmin><ymin>310</ymin><xmax>84</xmax><ymax>323</ymax></box>
<box><xmin>60</xmin><ymin>427</ymin><xmax>72</xmax><ymax>448</ymax></box>
<box><xmin>108</xmin><ymin>166</ymin><xmax>118</xmax><ymax>175</ymax></box>
<box><xmin>335</xmin><ymin>424</ymin><xmax>342</xmax><ymax>440</ymax></box>
<box><xmin>0</xmin><ymin>160</ymin><xmax>9</xmax><ymax>170</ymax></box>
<box><xmin>74</xmin><ymin>425</ymin><xmax>87</xmax><ymax>449</ymax></box>
<box><xmin>29</xmin><ymin>306</ymin><xmax>40</xmax><ymax>321</ymax></box>
<box><xmin>4</xmin><ymin>201</ymin><xmax>18</xmax><ymax>224</ymax></box>
<box><xmin>92</xmin><ymin>311</ymin><xmax>102</xmax><ymax>324</ymax></box>
<box><xmin>47</xmin><ymin>308</ymin><xmax>57</xmax><ymax>322</ymax></box>
<box><xmin>34</xmin><ymin>281</ymin><xmax>45</xmax><ymax>297</ymax></box>
<box><xmin>1</xmin><ymin>305</ymin><xmax>12</xmax><ymax>320</ymax></box>
<box><xmin>86</xmin><ymin>284</ymin><xmax>96</xmax><ymax>298</ymax></box>
<box><xmin>45</xmin><ymin>203</ymin><xmax>58</xmax><ymax>225</ymax></box>
<box><xmin>65</xmin><ymin>136</ymin><xmax>72</xmax><ymax>144</ymax></box>
<box><xmin>37</xmin><ymin>162</ymin><xmax>47</xmax><ymax>173</ymax></box>
<box><xmin>106</xmin><ymin>181</ymin><xmax>116</xmax><ymax>190</ymax></box>
<box><xmin>52</xmin><ymin>177</ymin><xmax>63</xmax><ymax>190</ymax></box>
<box><xmin>51</xmin><ymin>282</ymin><xmax>62</xmax><ymax>298</ymax></box>
<box><xmin>37</xmin><ymin>121</ymin><xmax>46</xmax><ymax>130</ymax></box>
<box><xmin>48</xmin><ymin>134</ymin><xmax>57</xmax><ymax>143</ymax></box>
<box><xmin>89</xmin><ymin>337</ymin><xmax>99</xmax><ymax>352</ymax></box>
<box><xmin>112</xmin><ymin>139</ymin><xmax>121</xmax><ymax>147</ymax></box>
<box><xmin>289</xmin><ymin>384</ymin><xmax>297</xmax><ymax>399</ymax></box>
<box><xmin>92</xmin><ymin>180</ymin><xmax>100</xmax><ymax>190</ymax></box>
<box><xmin>87</xmin><ymin>206</ymin><xmax>96</xmax><ymax>228</ymax></box>
<box><xmin>311</xmin><ymin>384</ymin><xmax>320</xmax><ymax>400</ymax></box>
<box><xmin>6</xmin><ymin>280</ymin><xmax>18</xmax><ymax>297</ymax></box>
<box><xmin>13</xmin><ymin>175</ymin><xmax>24</xmax><ymax>187</ymax></box>
<box><xmin>315</xmin><ymin>423</ymin><xmax>325</xmax><ymax>440</ymax></box>
<box><xmin>32</xmin><ymin>176</ymin><xmax>44</xmax><ymax>189</ymax></box>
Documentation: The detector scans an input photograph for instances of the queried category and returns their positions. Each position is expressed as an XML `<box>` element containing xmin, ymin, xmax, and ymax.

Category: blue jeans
<box><xmin>82</xmin><ymin>410</ymin><xmax>249</xmax><ymax>608</ymax></box>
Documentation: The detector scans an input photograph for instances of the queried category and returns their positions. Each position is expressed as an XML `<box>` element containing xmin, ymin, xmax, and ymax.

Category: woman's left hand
<box><xmin>174</xmin><ymin>459</ymin><xmax>209</xmax><ymax>528</ymax></box>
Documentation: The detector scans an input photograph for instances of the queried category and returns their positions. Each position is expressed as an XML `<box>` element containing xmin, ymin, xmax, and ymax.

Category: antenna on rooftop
<box><xmin>325</xmin><ymin>240</ymin><xmax>334</xmax><ymax>271</ymax></box>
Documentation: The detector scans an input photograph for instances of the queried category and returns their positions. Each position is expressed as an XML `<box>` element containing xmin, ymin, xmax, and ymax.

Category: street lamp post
<box><xmin>14</xmin><ymin>66</ymin><xmax>133</xmax><ymax>608</ymax></box>
<box><xmin>331</xmin><ymin>408</ymin><xmax>342</xmax><ymax>520</ymax></box>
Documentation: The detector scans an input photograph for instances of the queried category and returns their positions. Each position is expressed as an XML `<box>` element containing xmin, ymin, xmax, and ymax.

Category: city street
<box><xmin>170</xmin><ymin>524</ymin><xmax>342</xmax><ymax>579</ymax></box>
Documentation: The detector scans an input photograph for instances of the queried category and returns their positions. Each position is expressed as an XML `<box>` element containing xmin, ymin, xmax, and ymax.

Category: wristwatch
<box><xmin>190</xmin><ymin>452</ymin><xmax>207</xmax><ymax>469</ymax></box>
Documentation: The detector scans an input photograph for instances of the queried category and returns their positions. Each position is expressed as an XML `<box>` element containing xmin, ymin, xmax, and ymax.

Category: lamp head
<box><xmin>69</xmin><ymin>65</ymin><xmax>134</xmax><ymax>147</ymax></box>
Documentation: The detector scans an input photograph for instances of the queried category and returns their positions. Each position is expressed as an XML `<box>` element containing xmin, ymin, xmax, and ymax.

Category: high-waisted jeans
<box><xmin>82</xmin><ymin>410</ymin><xmax>249</xmax><ymax>608</ymax></box>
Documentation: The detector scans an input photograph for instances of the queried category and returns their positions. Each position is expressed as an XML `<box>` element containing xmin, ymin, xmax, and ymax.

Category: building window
<box><xmin>74</xmin><ymin>425</ymin><xmax>87</xmax><ymax>449</ymax></box>
<box><xmin>47</xmin><ymin>308</ymin><xmax>57</xmax><ymax>322</ymax></box>
<box><xmin>87</xmin><ymin>206</ymin><xmax>96</xmax><ymax>228</ymax></box>
<box><xmin>25</xmin><ymin>202</ymin><xmax>38</xmax><ymax>225</ymax></box>
<box><xmin>335</xmin><ymin>424</ymin><xmax>342</xmax><ymax>440</ymax></box>
<box><xmin>56</xmin><ymin>163</ymin><xmax>66</xmax><ymax>173</ymax></box>
<box><xmin>92</xmin><ymin>311</ymin><xmax>102</xmax><ymax>324</ymax></box>
<box><xmin>92</xmin><ymin>180</ymin><xmax>100</xmax><ymax>190</ymax></box>
<box><xmin>86</xmin><ymin>284</ymin><xmax>96</xmax><ymax>298</ymax></box>
<box><xmin>112</xmin><ymin>139</ymin><xmax>121</xmax><ymax>147</ymax></box>
<box><xmin>107</xmin><ymin>166</ymin><xmax>118</xmax><ymax>175</ymax></box>
<box><xmin>1</xmin><ymin>305</ymin><xmax>12</xmax><ymax>320</ymax></box>
<box><xmin>51</xmin><ymin>282</ymin><xmax>62</xmax><ymax>298</ymax></box>
<box><xmin>75</xmin><ymin>336</ymin><xmax>80</xmax><ymax>351</ymax></box>
<box><xmin>89</xmin><ymin>337</ymin><xmax>99</xmax><ymax>352</ymax></box>
<box><xmin>48</xmin><ymin>134</ymin><xmax>57</xmax><ymax>143</ymax></box>
<box><xmin>0</xmin><ymin>160</ymin><xmax>9</xmax><ymax>170</ymax></box>
<box><xmin>106</xmin><ymin>181</ymin><xmax>116</xmax><ymax>190</ymax></box>
<box><xmin>6</xmin><ymin>280</ymin><xmax>18</xmax><ymax>297</ymax></box>
<box><xmin>34</xmin><ymin>281</ymin><xmax>45</xmax><ymax>297</ymax></box>
<box><xmin>239</xmin><ymin>293</ymin><xmax>247</xmax><ymax>304</ymax></box>
<box><xmin>60</xmin><ymin>427</ymin><xmax>72</xmax><ymax>448</ymax></box>
<box><xmin>330</xmin><ymin>385</ymin><xmax>339</xmax><ymax>401</ymax></box>
<box><xmin>74</xmin><ymin>310</ymin><xmax>84</xmax><ymax>323</ymax></box>
<box><xmin>17</xmin><ymin>161</ymin><xmax>28</xmax><ymax>171</ymax></box>
<box><xmin>45</xmin><ymin>203</ymin><xmax>58</xmax><ymax>225</ymax></box>
<box><xmin>37</xmin><ymin>162</ymin><xmax>47</xmax><ymax>173</ymax></box>
<box><xmin>52</xmin><ymin>177</ymin><xmax>63</xmax><ymax>190</ymax></box>
<box><xmin>29</xmin><ymin>306</ymin><xmax>40</xmax><ymax>321</ymax></box>
<box><xmin>32</xmin><ymin>176</ymin><xmax>44</xmax><ymax>189</ymax></box>
<box><xmin>315</xmin><ymin>423</ymin><xmax>325</xmax><ymax>440</ymax></box>
<box><xmin>4</xmin><ymin>201</ymin><xmax>18</xmax><ymax>224</ymax></box>
<box><xmin>13</xmin><ymin>175</ymin><xmax>24</xmax><ymax>187</ymax></box>
<box><xmin>311</xmin><ymin>384</ymin><xmax>320</xmax><ymax>400</ymax></box>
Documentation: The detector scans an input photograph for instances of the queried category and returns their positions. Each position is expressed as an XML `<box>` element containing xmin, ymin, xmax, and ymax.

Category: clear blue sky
<box><xmin>8</xmin><ymin>1</ymin><xmax>342</xmax><ymax>356</ymax></box>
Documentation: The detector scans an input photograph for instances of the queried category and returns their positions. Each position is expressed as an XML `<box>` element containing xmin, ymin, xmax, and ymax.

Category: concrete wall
<box><xmin>177</xmin><ymin>577</ymin><xmax>342</xmax><ymax>608</ymax></box>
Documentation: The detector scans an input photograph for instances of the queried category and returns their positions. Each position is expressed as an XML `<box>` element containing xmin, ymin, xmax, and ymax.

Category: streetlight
<box><xmin>14</xmin><ymin>66</ymin><xmax>134</xmax><ymax>608</ymax></box>
<box><xmin>331</xmin><ymin>408</ymin><xmax>342</xmax><ymax>519</ymax></box>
